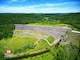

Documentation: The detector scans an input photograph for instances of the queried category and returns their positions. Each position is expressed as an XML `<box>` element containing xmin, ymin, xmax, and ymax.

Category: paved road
<box><xmin>72</xmin><ymin>30</ymin><xmax>80</xmax><ymax>33</ymax></box>
<box><xmin>42</xmin><ymin>37</ymin><xmax>62</xmax><ymax>46</ymax></box>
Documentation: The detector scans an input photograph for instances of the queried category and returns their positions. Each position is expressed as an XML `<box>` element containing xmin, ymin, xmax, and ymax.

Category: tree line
<box><xmin>0</xmin><ymin>13</ymin><xmax>80</xmax><ymax>40</ymax></box>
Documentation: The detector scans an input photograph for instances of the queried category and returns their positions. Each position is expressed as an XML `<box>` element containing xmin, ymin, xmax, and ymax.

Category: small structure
<box><xmin>5</xmin><ymin>50</ymin><xmax>13</xmax><ymax>57</ymax></box>
<box><xmin>6</xmin><ymin>50</ymin><xmax>12</xmax><ymax>54</ymax></box>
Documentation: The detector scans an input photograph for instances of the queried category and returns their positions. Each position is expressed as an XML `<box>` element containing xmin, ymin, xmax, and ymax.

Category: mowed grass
<box><xmin>27</xmin><ymin>39</ymin><xmax>50</xmax><ymax>53</ymax></box>
<box><xmin>34</xmin><ymin>39</ymin><xmax>50</xmax><ymax>50</ymax></box>
<box><xmin>0</xmin><ymin>29</ymin><xmax>55</xmax><ymax>59</ymax></box>
<box><xmin>27</xmin><ymin>23</ymin><xmax>53</xmax><ymax>27</ymax></box>
<box><xmin>55</xmin><ymin>23</ymin><xmax>72</xmax><ymax>27</ymax></box>
<box><xmin>55</xmin><ymin>23</ymin><xmax>78</xmax><ymax>30</ymax></box>
<box><xmin>14</xmin><ymin>30</ymin><xmax>49</xmax><ymax>36</ymax></box>
<box><xmin>47</xmin><ymin>36</ymin><xmax>55</xmax><ymax>44</ymax></box>
<box><xmin>0</xmin><ymin>35</ymin><xmax>51</xmax><ymax>59</ymax></box>
<box><xmin>27</xmin><ymin>23</ymin><xmax>75</xmax><ymax>28</ymax></box>
<box><xmin>0</xmin><ymin>35</ymin><xmax>37</xmax><ymax>59</ymax></box>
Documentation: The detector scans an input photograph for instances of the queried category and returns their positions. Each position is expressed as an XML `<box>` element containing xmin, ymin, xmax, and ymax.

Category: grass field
<box><xmin>27</xmin><ymin>23</ymin><xmax>77</xmax><ymax>30</ymax></box>
<box><xmin>0</xmin><ymin>33</ymin><xmax>53</xmax><ymax>60</ymax></box>
<box><xmin>0</xmin><ymin>35</ymin><xmax>37</xmax><ymax>59</ymax></box>
<box><xmin>14</xmin><ymin>30</ymin><xmax>49</xmax><ymax>36</ymax></box>
<box><xmin>27</xmin><ymin>23</ymin><xmax>71</xmax><ymax>27</ymax></box>
<box><xmin>21</xmin><ymin>32</ymin><xmax>80</xmax><ymax>60</ymax></box>
<box><xmin>0</xmin><ymin>32</ymin><xmax>79</xmax><ymax>60</ymax></box>
<box><xmin>0</xmin><ymin>24</ymin><xmax>79</xmax><ymax>60</ymax></box>
<box><xmin>27</xmin><ymin>23</ymin><xmax>53</xmax><ymax>27</ymax></box>
<box><xmin>47</xmin><ymin>36</ymin><xmax>55</xmax><ymax>44</ymax></box>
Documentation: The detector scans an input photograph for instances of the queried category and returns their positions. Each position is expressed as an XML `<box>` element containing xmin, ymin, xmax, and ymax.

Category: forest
<box><xmin>0</xmin><ymin>13</ymin><xmax>80</xmax><ymax>40</ymax></box>
<box><xmin>0</xmin><ymin>13</ymin><xmax>80</xmax><ymax>60</ymax></box>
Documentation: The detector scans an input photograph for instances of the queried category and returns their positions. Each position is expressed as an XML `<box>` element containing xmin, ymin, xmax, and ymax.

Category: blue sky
<box><xmin>0</xmin><ymin>0</ymin><xmax>80</xmax><ymax>13</ymax></box>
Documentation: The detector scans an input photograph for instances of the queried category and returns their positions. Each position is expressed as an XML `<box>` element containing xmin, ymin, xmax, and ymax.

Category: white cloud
<box><xmin>0</xmin><ymin>5</ymin><xmax>80</xmax><ymax>13</ymax></box>
<box><xmin>0</xmin><ymin>1</ymin><xmax>80</xmax><ymax>13</ymax></box>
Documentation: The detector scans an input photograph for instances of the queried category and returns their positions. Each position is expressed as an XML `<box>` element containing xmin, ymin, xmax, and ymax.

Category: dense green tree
<box><xmin>0</xmin><ymin>13</ymin><xmax>80</xmax><ymax>40</ymax></box>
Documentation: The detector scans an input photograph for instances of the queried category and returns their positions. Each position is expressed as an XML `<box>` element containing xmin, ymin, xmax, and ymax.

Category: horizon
<box><xmin>0</xmin><ymin>12</ymin><xmax>80</xmax><ymax>14</ymax></box>
<box><xmin>0</xmin><ymin>0</ymin><xmax>80</xmax><ymax>13</ymax></box>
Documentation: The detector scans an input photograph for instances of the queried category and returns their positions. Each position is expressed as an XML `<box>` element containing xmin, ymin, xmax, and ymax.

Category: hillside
<box><xmin>0</xmin><ymin>26</ymin><xmax>79</xmax><ymax>60</ymax></box>
<box><xmin>0</xmin><ymin>13</ymin><xmax>80</xmax><ymax>60</ymax></box>
<box><xmin>0</xmin><ymin>13</ymin><xmax>80</xmax><ymax>40</ymax></box>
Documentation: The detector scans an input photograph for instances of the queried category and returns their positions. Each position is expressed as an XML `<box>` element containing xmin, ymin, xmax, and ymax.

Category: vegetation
<box><xmin>0</xmin><ymin>35</ymin><xmax>37</xmax><ymax>60</ymax></box>
<box><xmin>0</xmin><ymin>32</ymin><xmax>79</xmax><ymax>60</ymax></box>
<box><xmin>0</xmin><ymin>24</ymin><xmax>14</xmax><ymax>40</ymax></box>
<box><xmin>47</xmin><ymin>36</ymin><xmax>55</xmax><ymax>43</ymax></box>
<box><xmin>22</xmin><ymin>32</ymin><xmax>80</xmax><ymax>60</ymax></box>
<box><xmin>34</xmin><ymin>39</ymin><xmax>49</xmax><ymax>50</ymax></box>
<box><xmin>0</xmin><ymin>13</ymin><xmax>80</xmax><ymax>60</ymax></box>
<box><xmin>21</xmin><ymin>43</ymin><xmax>79</xmax><ymax>60</ymax></box>
<box><xmin>0</xmin><ymin>13</ymin><xmax>80</xmax><ymax>40</ymax></box>
<box><xmin>27</xmin><ymin>23</ymin><xmax>53</xmax><ymax>26</ymax></box>
<box><xmin>0</xmin><ymin>35</ymin><xmax>50</xmax><ymax>60</ymax></box>
<box><xmin>22</xmin><ymin>52</ymin><xmax>54</xmax><ymax>60</ymax></box>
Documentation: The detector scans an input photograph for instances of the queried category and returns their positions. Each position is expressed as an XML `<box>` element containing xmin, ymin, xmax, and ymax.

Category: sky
<box><xmin>0</xmin><ymin>0</ymin><xmax>80</xmax><ymax>13</ymax></box>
